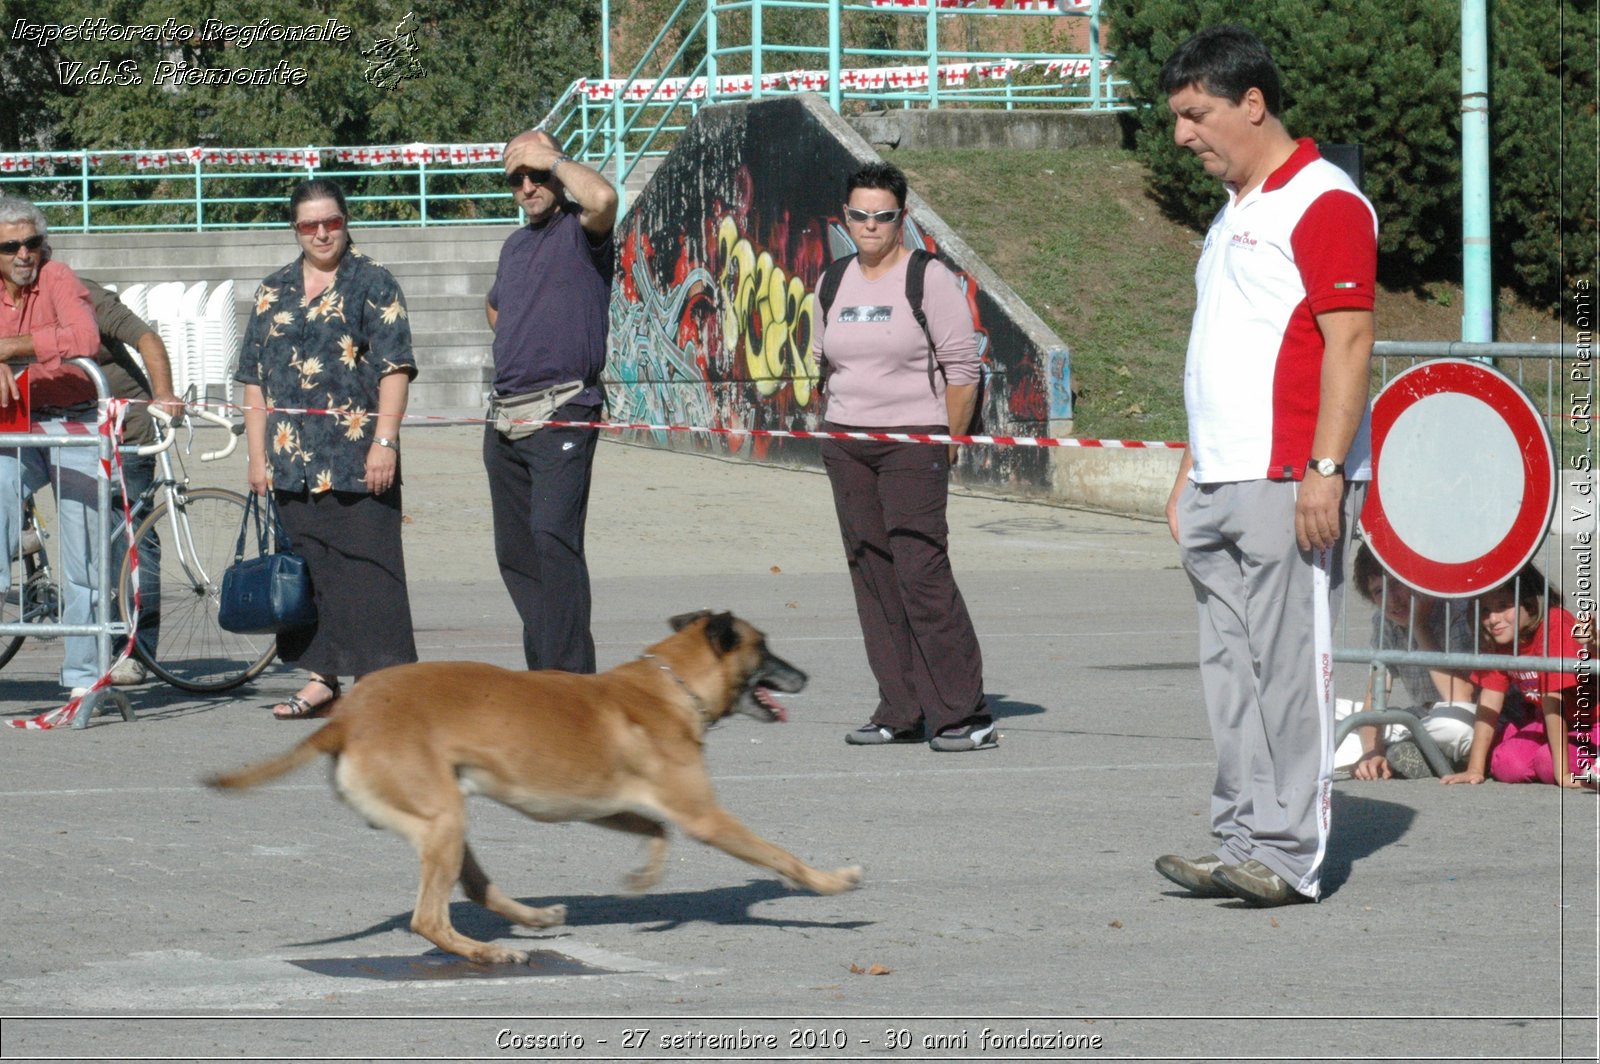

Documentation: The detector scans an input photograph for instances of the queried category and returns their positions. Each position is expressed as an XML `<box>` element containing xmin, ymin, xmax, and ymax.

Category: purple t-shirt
<box><xmin>488</xmin><ymin>203</ymin><xmax>614</xmax><ymax>405</ymax></box>
<box><xmin>812</xmin><ymin>253</ymin><xmax>980</xmax><ymax>428</ymax></box>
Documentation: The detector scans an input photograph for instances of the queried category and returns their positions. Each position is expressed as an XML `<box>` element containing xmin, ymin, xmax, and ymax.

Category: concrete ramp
<box><xmin>606</xmin><ymin>93</ymin><xmax>1072</xmax><ymax>490</ymax></box>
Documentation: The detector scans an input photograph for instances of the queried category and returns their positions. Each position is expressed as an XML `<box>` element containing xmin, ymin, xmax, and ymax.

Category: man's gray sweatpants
<box><xmin>1177</xmin><ymin>478</ymin><xmax>1364</xmax><ymax>899</ymax></box>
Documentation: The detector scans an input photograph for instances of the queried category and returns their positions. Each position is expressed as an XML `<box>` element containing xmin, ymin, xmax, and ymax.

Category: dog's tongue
<box><xmin>753</xmin><ymin>687</ymin><xmax>789</xmax><ymax>722</ymax></box>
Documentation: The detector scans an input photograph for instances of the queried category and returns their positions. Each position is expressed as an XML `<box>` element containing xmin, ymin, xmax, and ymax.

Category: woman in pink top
<box><xmin>1442</xmin><ymin>564</ymin><xmax>1597</xmax><ymax>789</ymax></box>
<box><xmin>812</xmin><ymin>162</ymin><xmax>994</xmax><ymax>752</ymax></box>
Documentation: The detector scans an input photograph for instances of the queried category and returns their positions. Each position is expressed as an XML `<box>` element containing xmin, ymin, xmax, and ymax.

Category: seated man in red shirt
<box><xmin>0</xmin><ymin>196</ymin><xmax>105</xmax><ymax>697</ymax></box>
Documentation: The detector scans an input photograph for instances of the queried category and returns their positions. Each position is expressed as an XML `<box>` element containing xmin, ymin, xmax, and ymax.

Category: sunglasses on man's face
<box><xmin>506</xmin><ymin>168</ymin><xmax>554</xmax><ymax>188</ymax></box>
<box><xmin>0</xmin><ymin>235</ymin><xmax>46</xmax><ymax>255</ymax></box>
<box><xmin>843</xmin><ymin>206</ymin><xmax>903</xmax><ymax>225</ymax></box>
<box><xmin>293</xmin><ymin>216</ymin><xmax>346</xmax><ymax>236</ymax></box>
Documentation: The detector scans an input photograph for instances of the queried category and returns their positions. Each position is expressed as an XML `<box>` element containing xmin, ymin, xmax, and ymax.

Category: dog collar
<box><xmin>638</xmin><ymin>653</ymin><xmax>708</xmax><ymax>715</ymax></box>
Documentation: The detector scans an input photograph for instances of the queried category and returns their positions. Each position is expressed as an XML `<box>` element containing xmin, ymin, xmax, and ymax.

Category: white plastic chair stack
<box><xmin>195</xmin><ymin>280</ymin><xmax>237</xmax><ymax>404</ymax></box>
<box><xmin>114</xmin><ymin>283</ymin><xmax>151</xmax><ymax>375</ymax></box>
<box><xmin>143</xmin><ymin>281</ymin><xmax>187</xmax><ymax>395</ymax></box>
<box><xmin>117</xmin><ymin>282</ymin><xmax>149</xmax><ymax>323</ymax></box>
<box><xmin>175</xmin><ymin>281</ymin><xmax>208</xmax><ymax>401</ymax></box>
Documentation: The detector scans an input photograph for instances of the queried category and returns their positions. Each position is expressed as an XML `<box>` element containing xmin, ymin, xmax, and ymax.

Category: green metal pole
<box><xmin>752</xmin><ymin>0</ymin><xmax>763</xmax><ymax>99</ymax></box>
<box><xmin>1460</xmin><ymin>0</ymin><xmax>1493</xmax><ymax>342</ymax></box>
<box><xmin>602</xmin><ymin>0</ymin><xmax>612</xmax><ymax>80</ymax></box>
<box><xmin>827</xmin><ymin>0</ymin><xmax>841</xmax><ymax>111</ymax></box>
<box><xmin>194</xmin><ymin>157</ymin><xmax>203</xmax><ymax>231</ymax></box>
<box><xmin>707</xmin><ymin>0</ymin><xmax>719</xmax><ymax>105</ymax></box>
<box><xmin>79</xmin><ymin>153</ymin><xmax>90</xmax><ymax>231</ymax></box>
<box><xmin>926</xmin><ymin>0</ymin><xmax>939</xmax><ymax>110</ymax></box>
<box><xmin>611</xmin><ymin>92</ymin><xmax>627</xmax><ymax>215</ymax></box>
<box><xmin>419</xmin><ymin>158</ymin><xmax>429</xmax><ymax>227</ymax></box>
<box><xmin>1088</xmin><ymin>0</ymin><xmax>1103</xmax><ymax>110</ymax></box>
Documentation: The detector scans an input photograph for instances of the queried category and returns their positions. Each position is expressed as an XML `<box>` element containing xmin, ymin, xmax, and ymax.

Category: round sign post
<box><xmin>1361</xmin><ymin>358</ymin><xmax>1556</xmax><ymax>598</ymax></box>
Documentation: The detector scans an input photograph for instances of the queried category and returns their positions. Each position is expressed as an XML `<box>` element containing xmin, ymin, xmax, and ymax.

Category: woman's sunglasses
<box><xmin>505</xmin><ymin>168</ymin><xmax>554</xmax><ymax>188</ymax></box>
<box><xmin>293</xmin><ymin>216</ymin><xmax>347</xmax><ymax>236</ymax></box>
<box><xmin>843</xmin><ymin>206</ymin><xmax>904</xmax><ymax>225</ymax></box>
<box><xmin>0</xmin><ymin>235</ymin><xmax>46</xmax><ymax>255</ymax></box>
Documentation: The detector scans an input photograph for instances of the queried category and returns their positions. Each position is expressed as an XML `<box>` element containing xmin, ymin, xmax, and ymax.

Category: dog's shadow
<box><xmin>1192</xmin><ymin>790</ymin><xmax>1418</xmax><ymax>907</ymax></box>
<box><xmin>290</xmin><ymin>879</ymin><xmax>872</xmax><ymax>950</ymax></box>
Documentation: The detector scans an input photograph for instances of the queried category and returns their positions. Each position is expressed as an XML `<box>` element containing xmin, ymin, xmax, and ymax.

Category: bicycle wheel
<box><xmin>119</xmin><ymin>487</ymin><xmax>277</xmax><ymax>692</ymax></box>
<box><xmin>0</xmin><ymin>548</ymin><xmax>54</xmax><ymax>670</ymax></box>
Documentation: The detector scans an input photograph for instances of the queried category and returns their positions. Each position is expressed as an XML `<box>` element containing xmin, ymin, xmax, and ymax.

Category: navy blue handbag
<box><xmin>218</xmin><ymin>493</ymin><xmax>317</xmax><ymax>634</ymax></box>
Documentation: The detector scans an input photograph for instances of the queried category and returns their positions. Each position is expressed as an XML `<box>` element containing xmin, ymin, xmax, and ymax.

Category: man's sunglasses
<box><xmin>843</xmin><ymin>206</ymin><xmax>904</xmax><ymax>225</ymax></box>
<box><xmin>0</xmin><ymin>235</ymin><xmax>45</xmax><ymax>255</ymax></box>
<box><xmin>293</xmin><ymin>216</ymin><xmax>346</xmax><ymax>236</ymax></box>
<box><xmin>506</xmin><ymin>168</ymin><xmax>554</xmax><ymax>188</ymax></box>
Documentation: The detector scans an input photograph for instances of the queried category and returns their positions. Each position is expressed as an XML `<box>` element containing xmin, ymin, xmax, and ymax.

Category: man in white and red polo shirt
<box><xmin>1151</xmin><ymin>26</ymin><xmax>1377</xmax><ymax>908</ymax></box>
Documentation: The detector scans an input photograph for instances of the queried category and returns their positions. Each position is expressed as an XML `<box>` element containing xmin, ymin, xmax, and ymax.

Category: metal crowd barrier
<box><xmin>0</xmin><ymin>359</ymin><xmax>132</xmax><ymax>728</ymax></box>
<box><xmin>1335</xmin><ymin>342</ymin><xmax>1597</xmax><ymax>775</ymax></box>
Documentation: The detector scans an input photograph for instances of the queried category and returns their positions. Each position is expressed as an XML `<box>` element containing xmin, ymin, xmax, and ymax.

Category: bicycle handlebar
<box><xmin>140</xmin><ymin>405</ymin><xmax>241</xmax><ymax>461</ymax></box>
<box><xmin>135</xmin><ymin>407</ymin><xmax>178</xmax><ymax>457</ymax></box>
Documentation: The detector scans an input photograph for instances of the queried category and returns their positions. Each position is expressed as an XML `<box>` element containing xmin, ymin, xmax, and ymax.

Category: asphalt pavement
<box><xmin>1</xmin><ymin>426</ymin><xmax>1596</xmax><ymax>1063</ymax></box>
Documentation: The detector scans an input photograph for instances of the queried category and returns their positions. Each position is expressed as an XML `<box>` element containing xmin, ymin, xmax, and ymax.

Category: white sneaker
<box><xmin>109</xmin><ymin>658</ymin><xmax>150</xmax><ymax>686</ymax></box>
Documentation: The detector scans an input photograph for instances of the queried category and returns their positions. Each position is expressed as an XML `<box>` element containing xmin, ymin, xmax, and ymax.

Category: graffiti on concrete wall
<box><xmin>605</xmin><ymin>96</ymin><xmax>1051</xmax><ymax>483</ymax></box>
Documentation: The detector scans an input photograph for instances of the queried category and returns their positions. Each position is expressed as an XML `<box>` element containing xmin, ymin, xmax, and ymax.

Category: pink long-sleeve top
<box><xmin>0</xmin><ymin>259</ymin><xmax>99</xmax><ymax>408</ymax></box>
<box><xmin>812</xmin><ymin>253</ymin><xmax>980</xmax><ymax>428</ymax></box>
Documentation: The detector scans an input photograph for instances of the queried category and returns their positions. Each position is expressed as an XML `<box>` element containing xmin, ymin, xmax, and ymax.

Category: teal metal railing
<box><xmin>553</xmin><ymin>0</ymin><xmax>1128</xmax><ymax>210</ymax></box>
<box><xmin>0</xmin><ymin>0</ymin><xmax>1126</xmax><ymax>231</ymax></box>
<box><xmin>0</xmin><ymin>147</ymin><xmax>517</xmax><ymax>233</ymax></box>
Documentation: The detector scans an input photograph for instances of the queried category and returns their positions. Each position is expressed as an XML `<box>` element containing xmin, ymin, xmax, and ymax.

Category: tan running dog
<box><xmin>207</xmin><ymin>611</ymin><xmax>862</xmax><ymax>964</ymax></box>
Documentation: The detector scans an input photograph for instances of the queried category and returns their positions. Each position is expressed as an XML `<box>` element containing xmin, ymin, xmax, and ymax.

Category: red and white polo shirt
<box><xmin>1184</xmin><ymin>138</ymin><xmax>1378</xmax><ymax>484</ymax></box>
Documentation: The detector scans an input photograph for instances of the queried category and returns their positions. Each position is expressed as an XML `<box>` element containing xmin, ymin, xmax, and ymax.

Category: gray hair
<box><xmin>0</xmin><ymin>197</ymin><xmax>48</xmax><ymax>236</ymax></box>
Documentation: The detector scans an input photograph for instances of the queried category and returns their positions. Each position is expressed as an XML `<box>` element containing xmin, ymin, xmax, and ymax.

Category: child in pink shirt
<box><xmin>1443</xmin><ymin>566</ymin><xmax>1597</xmax><ymax>789</ymax></box>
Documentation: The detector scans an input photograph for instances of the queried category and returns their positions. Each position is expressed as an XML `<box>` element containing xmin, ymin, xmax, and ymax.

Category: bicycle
<box><xmin>1</xmin><ymin>403</ymin><xmax>276</xmax><ymax>692</ymax></box>
<box><xmin>0</xmin><ymin>506</ymin><xmax>55</xmax><ymax>671</ymax></box>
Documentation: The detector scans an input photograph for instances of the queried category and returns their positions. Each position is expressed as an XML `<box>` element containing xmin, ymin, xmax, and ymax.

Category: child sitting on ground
<box><xmin>1344</xmin><ymin>545</ymin><xmax>1478</xmax><ymax>779</ymax></box>
<box><xmin>1442</xmin><ymin>565</ymin><xmax>1598</xmax><ymax>789</ymax></box>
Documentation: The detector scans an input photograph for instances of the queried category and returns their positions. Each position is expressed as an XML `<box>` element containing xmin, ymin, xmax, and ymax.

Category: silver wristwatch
<box><xmin>374</xmin><ymin>436</ymin><xmax>399</xmax><ymax>451</ymax></box>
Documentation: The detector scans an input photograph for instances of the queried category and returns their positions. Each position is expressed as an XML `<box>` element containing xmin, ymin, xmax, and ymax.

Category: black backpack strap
<box><xmin>817</xmin><ymin>254</ymin><xmax>856</xmax><ymax>328</ymax></box>
<box><xmin>905</xmin><ymin>249</ymin><xmax>983</xmax><ymax>435</ymax></box>
<box><xmin>816</xmin><ymin>254</ymin><xmax>856</xmax><ymax>403</ymax></box>
<box><xmin>905</xmin><ymin>248</ymin><xmax>939</xmax><ymax>393</ymax></box>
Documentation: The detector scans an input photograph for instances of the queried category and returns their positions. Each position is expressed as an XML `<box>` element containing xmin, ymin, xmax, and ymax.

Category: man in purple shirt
<box><xmin>483</xmin><ymin>130</ymin><xmax>618</xmax><ymax>673</ymax></box>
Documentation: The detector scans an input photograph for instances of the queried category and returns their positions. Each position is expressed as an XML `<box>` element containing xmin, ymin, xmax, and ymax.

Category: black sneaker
<box><xmin>929</xmin><ymin>719</ymin><xmax>998</xmax><ymax>752</ymax></box>
<box><xmin>844</xmin><ymin>722</ymin><xmax>923</xmax><ymax>745</ymax></box>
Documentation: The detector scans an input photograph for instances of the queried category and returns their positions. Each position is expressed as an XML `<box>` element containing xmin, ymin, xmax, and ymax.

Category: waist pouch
<box><xmin>489</xmin><ymin>380</ymin><xmax>584</xmax><ymax>440</ymax></box>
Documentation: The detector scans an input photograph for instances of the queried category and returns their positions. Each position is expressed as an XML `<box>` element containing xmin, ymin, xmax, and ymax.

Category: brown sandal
<box><xmin>271</xmin><ymin>676</ymin><xmax>341</xmax><ymax>720</ymax></box>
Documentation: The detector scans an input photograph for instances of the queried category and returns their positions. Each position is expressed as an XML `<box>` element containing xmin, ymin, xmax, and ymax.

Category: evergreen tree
<box><xmin>1111</xmin><ymin>0</ymin><xmax>1593</xmax><ymax>311</ymax></box>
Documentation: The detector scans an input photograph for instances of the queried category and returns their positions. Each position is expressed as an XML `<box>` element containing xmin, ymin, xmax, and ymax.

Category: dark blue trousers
<box><xmin>482</xmin><ymin>401</ymin><xmax>600</xmax><ymax>673</ymax></box>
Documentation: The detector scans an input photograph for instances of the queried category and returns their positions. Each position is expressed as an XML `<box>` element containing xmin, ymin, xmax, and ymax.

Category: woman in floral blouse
<box><xmin>236</xmin><ymin>178</ymin><xmax>419</xmax><ymax>719</ymax></box>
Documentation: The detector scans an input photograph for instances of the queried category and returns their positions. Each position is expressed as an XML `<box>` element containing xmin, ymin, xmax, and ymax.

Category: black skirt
<box><xmin>274</xmin><ymin>486</ymin><xmax>418</xmax><ymax>678</ymax></box>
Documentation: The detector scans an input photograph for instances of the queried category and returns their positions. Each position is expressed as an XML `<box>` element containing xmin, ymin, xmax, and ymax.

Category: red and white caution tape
<box><xmin>211</xmin><ymin>400</ymin><xmax>1187</xmax><ymax>450</ymax></box>
<box><xmin>528</xmin><ymin>419</ymin><xmax>1185</xmax><ymax>449</ymax></box>
<box><xmin>5</xmin><ymin>398</ymin><xmax>1178</xmax><ymax>731</ymax></box>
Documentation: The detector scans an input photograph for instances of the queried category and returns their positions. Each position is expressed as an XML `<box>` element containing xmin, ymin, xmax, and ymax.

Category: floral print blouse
<box><xmin>234</xmin><ymin>248</ymin><xmax>418</xmax><ymax>493</ymax></box>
